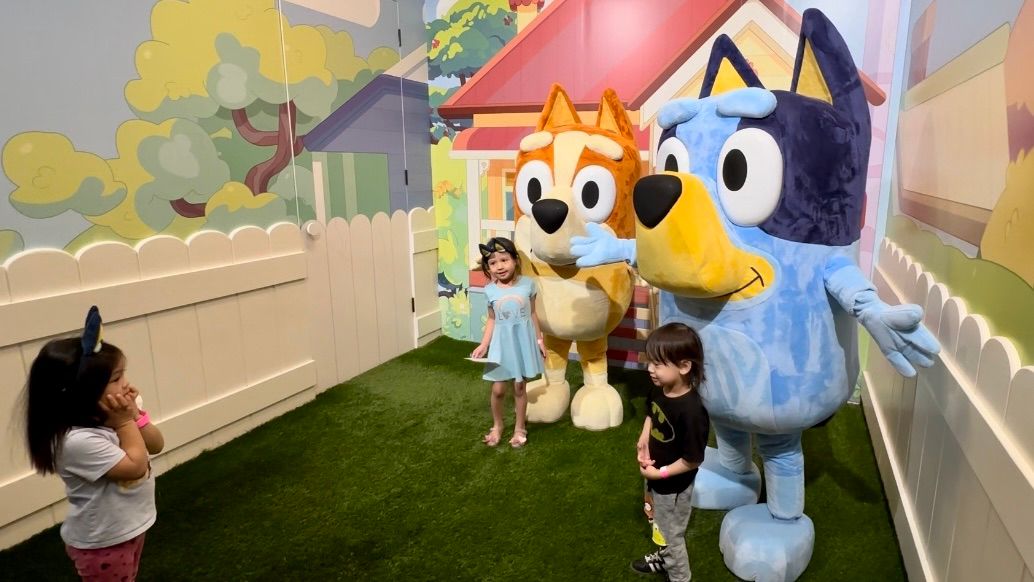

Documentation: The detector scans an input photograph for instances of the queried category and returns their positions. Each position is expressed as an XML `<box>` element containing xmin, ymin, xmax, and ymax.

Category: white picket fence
<box><xmin>862</xmin><ymin>238</ymin><xmax>1034</xmax><ymax>582</ymax></box>
<box><xmin>0</xmin><ymin>209</ymin><xmax>439</xmax><ymax>549</ymax></box>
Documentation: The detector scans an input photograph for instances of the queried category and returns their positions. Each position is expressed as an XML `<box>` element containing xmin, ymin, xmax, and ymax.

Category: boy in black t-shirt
<box><xmin>632</xmin><ymin>323</ymin><xmax>710</xmax><ymax>581</ymax></box>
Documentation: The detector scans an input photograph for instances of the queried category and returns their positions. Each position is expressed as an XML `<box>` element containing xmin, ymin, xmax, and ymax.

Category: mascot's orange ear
<box><xmin>537</xmin><ymin>83</ymin><xmax>581</xmax><ymax>131</ymax></box>
<box><xmin>595</xmin><ymin>88</ymin><xmax>635</xmax><ymax>141</ymax></box>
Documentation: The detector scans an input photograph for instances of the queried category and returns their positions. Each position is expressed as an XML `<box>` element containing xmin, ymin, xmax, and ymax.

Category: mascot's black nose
<box><xmin>634</xmin><ymin>174</ymin><xmax>681</xmax><ymax>229</ymax></box>
<box><xmin>532</xmin><ymin>199</ymin><xmax>569</xmax><ymax>234</ymax></box>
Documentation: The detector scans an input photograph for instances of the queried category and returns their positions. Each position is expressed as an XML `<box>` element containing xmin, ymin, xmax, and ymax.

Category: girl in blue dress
<box><xmin>471</xmin><ymin>237</ymin><xmax>545</xmax><ymax>448</ymax></box>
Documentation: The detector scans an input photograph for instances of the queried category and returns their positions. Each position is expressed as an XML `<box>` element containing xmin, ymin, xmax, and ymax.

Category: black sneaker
<box><xmin>631</xmin><ymin>551</ymin><xmax>667</xmax><ymax>576</ymax></box>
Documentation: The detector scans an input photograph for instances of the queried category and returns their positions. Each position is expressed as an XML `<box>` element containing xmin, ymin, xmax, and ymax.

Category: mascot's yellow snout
<box><xmin>633</xmin><ymin>172</ymin><xmax>774</xmax><ymax>301</ymax></box>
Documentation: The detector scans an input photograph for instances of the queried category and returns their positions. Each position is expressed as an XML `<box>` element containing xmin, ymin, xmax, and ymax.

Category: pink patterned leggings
<box><xmin>65</xmin><ymin>533</ymin><xmax>146</xmax><ymax>581</ymax></box>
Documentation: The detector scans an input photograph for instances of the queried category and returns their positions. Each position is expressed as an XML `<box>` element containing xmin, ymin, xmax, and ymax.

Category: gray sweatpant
<box><xmin>652</xmin><ymin>484</ymin><xmax>695</xmax><ymax>582</ymax></box>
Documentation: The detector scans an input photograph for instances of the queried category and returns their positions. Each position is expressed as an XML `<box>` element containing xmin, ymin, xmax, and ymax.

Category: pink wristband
<box><xmin>135</xmin><ymin>410</ymin><xmax>151</xmax><ymax>428</ymax></box>
<box><xmin>659</xmin><ymin>465</ymin><xmax>670</xmax><ymax>479</ymax></box>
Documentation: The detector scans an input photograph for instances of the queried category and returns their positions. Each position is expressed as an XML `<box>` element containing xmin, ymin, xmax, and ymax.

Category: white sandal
<box><xmin>510</xmin><ymin>428</ymin><xmax>528</xmax><ymax>448</ymax></box>
<box><xmin>483</xmin><ymin>427</ymin><xmax>502</xmax><ymax>447</ymax></box>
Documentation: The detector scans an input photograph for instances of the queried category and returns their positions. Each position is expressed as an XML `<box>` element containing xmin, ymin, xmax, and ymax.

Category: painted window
<box><xmin>479</xmin><ymin>162</ymin><xmax>516</xmax><ymax>243</ymax></box>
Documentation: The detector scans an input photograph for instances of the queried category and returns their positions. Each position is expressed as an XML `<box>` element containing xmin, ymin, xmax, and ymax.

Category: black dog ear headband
<box><xmin>478</xmin><ymin>240</ymin><xmax>507</xmax><ymax>258</ymax></box>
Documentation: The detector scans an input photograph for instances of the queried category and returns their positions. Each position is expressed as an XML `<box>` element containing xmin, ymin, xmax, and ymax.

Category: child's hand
<box><xmin>471</xmin><ymin>344</ymin><xmax>489</xmax><ymax>359</ymax></box>
<box><xmin>640</xmin><ymin>465</ymin><xmax>661</xmax><ymax>480</ymax></box>
<box><xmin>636</xmin><ymin>439</ymin><xmax>654</xmax><ymax>467</ymax></box>
<box><xmin>537</xmin><ymin>338</ymin><xmax>546</xmax><ymax>359</ymax></box>
<box><xmin>124</xmin><ymin>385</ymin><xmax>141</xmax><ymax>419</ymax></box>
<box><xmin>100</xmin><ymin>393</ymin><xmax>137</xmax><ymax>428</ymax></box>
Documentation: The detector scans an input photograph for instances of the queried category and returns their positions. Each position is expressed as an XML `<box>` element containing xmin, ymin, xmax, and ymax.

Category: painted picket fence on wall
<box><xmin>0</xmin><ymin>208</ymin><xmax>438</xmax><ymax>549</ymax></box>
<box><xmin>861</xmin><ymin>238</ymin><xmax>1034</xmax><ymax>582</ymax></box>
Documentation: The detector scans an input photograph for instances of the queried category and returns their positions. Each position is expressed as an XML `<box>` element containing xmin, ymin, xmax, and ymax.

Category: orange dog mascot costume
<box><xmin>512</xmin><ymin>84</ymin><xmax>638</xmax><ymax>430</ymax></box>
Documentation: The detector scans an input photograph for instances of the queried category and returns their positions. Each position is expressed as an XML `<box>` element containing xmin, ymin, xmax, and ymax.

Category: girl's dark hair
<box><xmin>645</xmin><ymin>322</ymin><xmax>706</xmax><ymax>389</ymax></box>
<box><xmin>24</xmin><ymin>338</ymin><xmax>124</xmax><ymax>474</ymax></box>
<box><xmin>478</xmin><ymin>236</ymin><xmax>521</xmax><ymax>278</ymax></box>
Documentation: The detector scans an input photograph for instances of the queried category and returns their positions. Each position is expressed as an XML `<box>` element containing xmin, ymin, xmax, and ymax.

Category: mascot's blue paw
<box><xmin>719</xmin><ymin>504</ymin><xmax>814</xmax><ymax>582</ymax></box>
<box><xmin>691</xmin><ymin>447</ymin><xmax>761</xmax><ymax>509</ymax></box>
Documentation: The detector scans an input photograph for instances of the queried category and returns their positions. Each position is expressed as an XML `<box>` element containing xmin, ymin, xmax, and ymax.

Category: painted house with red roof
<box><xmin>439</xmin><ymin>0</ymin><xmax>885</xmax><ymax>267</ymax></box>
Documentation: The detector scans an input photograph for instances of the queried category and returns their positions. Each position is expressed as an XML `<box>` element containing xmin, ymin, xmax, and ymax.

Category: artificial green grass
<box><xmin>0</xmin><ymin>337</ymin><xmax>904</xmax><ymax>580</ymax></box>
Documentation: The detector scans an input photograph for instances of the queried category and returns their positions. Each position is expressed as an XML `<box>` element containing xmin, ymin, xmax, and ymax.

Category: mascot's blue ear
<box><xmin>700</xmin><ymin>35</ymin><xmax>765</xmax><ymax>98</ymax></box>
<box><xmin>790</xmin><ymin>8</ymin><xmax>868</xmax><ymax>121</ymax></box>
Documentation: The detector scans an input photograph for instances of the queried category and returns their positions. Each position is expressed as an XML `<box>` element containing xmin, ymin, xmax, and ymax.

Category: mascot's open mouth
<box><xmin>633</xmin><ymin>173</ymin><xmax>774</xmax><ymax>301</ymax></box>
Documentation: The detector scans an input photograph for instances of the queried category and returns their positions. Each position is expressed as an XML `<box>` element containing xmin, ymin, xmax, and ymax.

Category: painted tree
<box><xmin>427</xmin><ymin>0</ymin><xmax>516</xmax><ymax>85</ymax></box>
<box><xmin>3</xmin><ymin>0</ymin><xmax>397</xmax><ymax>244</ymax></box>
<box><xmin>3</xmin><ymin>121</ymin><xmax>224</xmax><ymax>241</ymax></box>
<box><xmin>981</xmin><ymin>0</ymin><xmax>1034</xmax><ymax>285</ymax></box>
<box><xmin>429</xmin><ymin>86</ymin><xmax>466</xmax><ymax>144</ymax></box>
<box><xmin>128</xmin><ymin>0</ymin><xmax>338</xmax><ymax>213</ymax></box>
<box><xmin>0</xmin><ymin>229</ymin><xmax>23</xmax><ymax>262</ymax></box>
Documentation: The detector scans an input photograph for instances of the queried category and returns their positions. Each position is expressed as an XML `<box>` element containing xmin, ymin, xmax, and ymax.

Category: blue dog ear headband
<box><xmin>66</xmin><ymin>306</ymin><xmax>104</xmax><ymax>390</ymax></box>
<box><xmin>79</xmin><ymin>305</ymin><xmax>104</xmax><ymax>370</ymax></box>
<box><xmin>81</xmin><ymin>306</ymin><xmax>103</xmax><ymax>355</ymax></box>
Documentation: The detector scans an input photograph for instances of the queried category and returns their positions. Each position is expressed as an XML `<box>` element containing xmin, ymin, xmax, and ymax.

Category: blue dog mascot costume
<box><xmin>573</xmin><ymin>9</ymin><xmax>939</xmax><ymax>581</ymax></box>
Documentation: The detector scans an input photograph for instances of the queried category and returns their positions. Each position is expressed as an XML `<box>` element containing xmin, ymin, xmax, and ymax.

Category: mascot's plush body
<box><xmin>513</xmin><ymin>84</ymin><xmax>639</xmax><ymax>430</ymax></box>
<box><xmin>573</xmin><ymin>9</ymin><xmax>939</xmax><ymax>580</ymax></box>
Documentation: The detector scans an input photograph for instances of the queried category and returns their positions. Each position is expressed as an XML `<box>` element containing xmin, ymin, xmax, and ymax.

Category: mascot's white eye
<box><xmin>717</xmin><ymin>128</ymin><xmax>783</xmax><ymax>226</ymax></box>
<box><xmin>655</xmin><ymin>137</ymin><xmax>690</xmax><ymax>174</ymax></box>
<box><xmin>571</xmin><ymin>165</ymin><xmax>617</xmax><ymax>223</ymax></box>
<box><xmin>515</xmin><ymin>160</ymin><xmax>553</xmax><ymax>216</ymax></box>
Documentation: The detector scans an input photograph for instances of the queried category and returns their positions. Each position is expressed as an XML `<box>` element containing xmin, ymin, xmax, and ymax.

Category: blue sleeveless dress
<box><xmin>483</xmin><ymin>276</ymin><xmax>544</xmax><ymax>381</ymax></box>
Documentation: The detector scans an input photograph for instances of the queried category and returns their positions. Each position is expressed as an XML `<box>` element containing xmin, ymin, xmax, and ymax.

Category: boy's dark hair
<box><xmin>24</xmin><ymin>338</ymin><xmax>124</xmax><ymax>474</ymax></box>
<box><xmin>645</xmin><ymin>322</ymin><xmax>705</xmax><ymax>389</ymax></box>
<box><xmin>478</xmin><ymin>236</ymin><xmax>522</xmax><ymax>278</ymax></box>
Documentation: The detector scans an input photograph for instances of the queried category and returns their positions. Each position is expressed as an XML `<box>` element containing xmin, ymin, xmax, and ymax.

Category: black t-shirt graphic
<box><xmin>646</xmin><ymin>385</ymin><xmax>710</xmax><ymax>495</ymax></box>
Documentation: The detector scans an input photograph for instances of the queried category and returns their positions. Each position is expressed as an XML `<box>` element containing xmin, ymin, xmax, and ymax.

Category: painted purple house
<box><xmin>305</xmin><ymin>73</ymin><xmax>432</xmax><ymax>219</ymax></box>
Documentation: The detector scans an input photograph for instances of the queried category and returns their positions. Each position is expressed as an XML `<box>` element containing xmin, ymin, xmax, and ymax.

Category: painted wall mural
<box><xmin>888</xmin><ymin>0</ymin><xmax>1034</xmax><ymax>361</ymax></box>
<box><xmin>425</xmin><ymin>0</ymin><xmax>519</xmax><ymax>341</ymax></box>
<box><xmin>427</xmin><ymin>0</ymin><xmax>903</xmax><ymax>342</ymax></box>
<box><xmin>0</xmin><ymin>0</ymin><xmax>430</xmax><ymax>261</ymax></box>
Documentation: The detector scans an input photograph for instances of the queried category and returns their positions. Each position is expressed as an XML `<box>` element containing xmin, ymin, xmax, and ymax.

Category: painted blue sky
<box><xmin>786</xmin><ymin>0</ymin><xmax>870</xmax><ymax>62</ymax></box>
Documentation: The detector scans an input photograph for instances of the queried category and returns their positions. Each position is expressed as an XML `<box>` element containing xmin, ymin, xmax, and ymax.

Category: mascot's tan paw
<box><xmin>526</xmin><ymin>379</ymin><xmax>571</xmax><ymax>423</ymax></box>
<box><xmin>571</xmin><ymin>384</ymin><xmax>623</xmax><ymax>430</ymax></box>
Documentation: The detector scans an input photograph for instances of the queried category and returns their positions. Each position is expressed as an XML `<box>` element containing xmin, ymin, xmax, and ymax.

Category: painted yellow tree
<box><xmin>981</xmin><ymin>0</ymin><xmax>1034</xmax><ymax>285</ymax></box>
<box><xmin>3</xmin><ymin>121</ymin><xmax>221</xmax><ymax>242</ymax></box>
<box><xmin>3</xmin><ymin>0</ymin><xmax>397</xmax><ymax>248</ymax></box>
<box><xmin>0</xmin><ymin>229</ymin><xmax>22</xmax><ymax>260</ymax></box>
